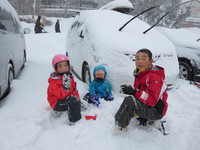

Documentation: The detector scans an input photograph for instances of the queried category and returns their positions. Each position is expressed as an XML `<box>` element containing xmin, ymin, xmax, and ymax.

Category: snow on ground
<box><xmin>0</xmin><ymin>17</ymin><xmax>200</xmax><ymax>150</ymax></box>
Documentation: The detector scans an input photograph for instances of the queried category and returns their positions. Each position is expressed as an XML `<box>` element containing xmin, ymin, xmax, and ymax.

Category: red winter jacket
<box><xmin>134</xmin><ymin>65</ymin><xmax>168</xmax><ymax>116</ymax></box>
<box><xmin>47</xmin><ymin>73</ymin><xmax>80</xmax><ymax>109</ymax></box>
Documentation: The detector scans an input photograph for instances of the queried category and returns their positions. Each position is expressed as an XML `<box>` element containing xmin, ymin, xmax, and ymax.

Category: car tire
<box><xmin>179</xmin><ymin>61</ymin><xmax>192</xmax><ymax>80</ymax></box>
<box><xmin>82</xmin><ymin>64</ymin><xmax>91</xmax><ymax>85</ymax></box>
<box><xmin>21</xmin><ymin>51</ymin><xmax>26</xmax><ymax>70</ymax></box>
<box><xmin>1</xmin><ymin>64</ymin><xmax>14</xmax><ymax>99</ymax></box>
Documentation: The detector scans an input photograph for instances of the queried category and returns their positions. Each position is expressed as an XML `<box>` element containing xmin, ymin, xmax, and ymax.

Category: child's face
<box><xmin>135</xmin><ymin>52</ymin><xmax>153</xmax><ymax>70</ymax></box>
<box><xmin>56</xmin><ymin>61</ymin><xmax>69</xmax><ymax>73</ymax></box>
<box><xmin>95</xmin><ymin>69</ymin><xmax>105</xmax><ymax>79</ymax></box>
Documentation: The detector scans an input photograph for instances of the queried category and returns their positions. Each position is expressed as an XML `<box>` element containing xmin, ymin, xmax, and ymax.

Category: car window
<box><xmin>0</xmin><ymin>21</ymin><xmax>6</xmax><ymax>30</ymax></box>
<box><xmin>69</xmin><ymin>21</ymin><xmax>78</xmax><ymax>36</ymax></box>
<box><xmin>0</xmin><ymin>6</ymin><xmax>15</xmax><ymax>32</ymax></box>
<box><xmin>70</xmin><ymin>20</ymin><xmax>84</xmax><ymax>36</ymax></box>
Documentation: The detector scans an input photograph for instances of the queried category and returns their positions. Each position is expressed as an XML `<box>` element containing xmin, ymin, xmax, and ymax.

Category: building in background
<box><xmin>7</xmin><ymin>0</ymin><xmax>41</xmax><ymax>18</ymax></box>
<box><xmin>40</xmin><ymin>0</ymin><xmax>98</xmax><ymax>17</ymax></box>
<box><xmin>7</xmin><ymin>0</ymin><xmax>98</xmax><ymax>18</ymax></box>
<box><xmin>179</xmin><ymin>0</ymin><xmax>200</xmax><ymax>27</ymax></box>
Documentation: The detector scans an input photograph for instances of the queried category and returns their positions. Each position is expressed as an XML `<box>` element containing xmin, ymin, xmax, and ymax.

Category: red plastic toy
<box><xmin>85</xmin><ymin>114</ymin><xmax>97</xmax><ymax>120</ymax></box>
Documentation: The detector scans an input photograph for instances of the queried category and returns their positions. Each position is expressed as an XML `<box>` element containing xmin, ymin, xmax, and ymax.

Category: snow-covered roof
<box><xmin>99</xmin><ymin>0</ymin><xmax>133</xmax><ymax>10</ymax></box>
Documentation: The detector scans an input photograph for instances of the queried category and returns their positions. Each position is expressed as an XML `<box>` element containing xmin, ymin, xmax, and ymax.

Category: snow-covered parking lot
<box><xmin>0</xmin><ymin>17</ymin><xmax>200</xmax><ymax>150</ymax></box>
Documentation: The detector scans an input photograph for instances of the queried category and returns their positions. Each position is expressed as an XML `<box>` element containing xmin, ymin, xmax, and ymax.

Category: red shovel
<box><xmin>85</xmin><ymin>114</ymin><xmax>97</xmax><ymax>120</ymax></box>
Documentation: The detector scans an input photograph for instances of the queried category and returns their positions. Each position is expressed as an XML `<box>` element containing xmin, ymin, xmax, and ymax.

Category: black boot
<box><xmin>67</xmin><ymin>96</ymin><xmax>82</xmax><ymax>122</ymax></box>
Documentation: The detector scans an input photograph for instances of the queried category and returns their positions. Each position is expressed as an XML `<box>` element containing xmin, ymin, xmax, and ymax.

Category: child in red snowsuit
<box><xmin>115</xmin><ymin>49</ymin><xmax>168</xmax><ymax>128</ymax></box>
<box><xmin>47</xmin><ymin>54</ymin><xmax>81</xmax><ymax>123</ymax></box>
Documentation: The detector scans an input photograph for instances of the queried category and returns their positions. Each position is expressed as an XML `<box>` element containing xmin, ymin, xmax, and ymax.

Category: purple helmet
<box><xmin>52</xmin><ymin>54</ymin><xmax>69</xmax><ymax>72</ymax></box>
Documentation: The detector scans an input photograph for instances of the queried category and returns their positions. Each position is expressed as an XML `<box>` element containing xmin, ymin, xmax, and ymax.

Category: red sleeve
<box><xmin>134</xmin><ymin>75</ymin><xmax>163</xmax><ymax>106</ymax></box>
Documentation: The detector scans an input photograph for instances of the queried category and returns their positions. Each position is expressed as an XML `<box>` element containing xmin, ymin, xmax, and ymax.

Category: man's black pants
<box><xmin>54</xmin><ymin>96</ymin><xmax>81</xmax><ymax>122</ymax></box>
<box><xmin>115</xmin><ymin>96</ymin><xmax>163</xmax><ymax>128</ymax></box>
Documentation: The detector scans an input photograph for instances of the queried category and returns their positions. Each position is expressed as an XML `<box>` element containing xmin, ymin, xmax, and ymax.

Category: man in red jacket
<box><xmin>115</xmin><ymin>49</ymin><xmax>168</xmax><ymax>128</ymax></box>
<box><xmin>47</xmin><ymin>54</ymin><xmax>81</xmax><ymax>123</ymax></box>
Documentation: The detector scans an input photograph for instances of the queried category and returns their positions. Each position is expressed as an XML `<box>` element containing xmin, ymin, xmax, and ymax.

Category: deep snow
<box><xmin>0</xmin><ymin>17</ymin><xmax>200</xmax><ymax>150</ymax></box>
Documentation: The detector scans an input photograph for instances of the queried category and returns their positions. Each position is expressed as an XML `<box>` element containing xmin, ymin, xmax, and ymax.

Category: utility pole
<box><xmin>32</xmin><ymin>0</ymin><xmax>36</xmax><ymax>19</ymax></box>
<box><xmin>78</xmin><ymin>0</ymin><xmax>81</xmax><ymax>9</ymax></box>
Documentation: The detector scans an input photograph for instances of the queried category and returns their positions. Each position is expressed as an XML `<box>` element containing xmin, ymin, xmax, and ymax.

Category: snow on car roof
<box><xmin>76</xmin><ymin>10</ymin><xmax>175</xmax><ymax>55</ymax></box>
<box><xmin>156</xmin><ymin>27</ymin><xmax>200</xmax><ymax>49</ymax></box>
<box><xmin>99</xmin><ymin>0</ymin><xmax>133</xmax><ymax>10</ymax></box>
<box><xmin>156</xmin><ymin>27</ymin><xmax>200</xmax><ymax>63</ymax></box>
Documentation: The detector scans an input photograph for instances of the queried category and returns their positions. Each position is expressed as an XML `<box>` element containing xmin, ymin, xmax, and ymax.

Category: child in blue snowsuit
<box><xmin>84</xmin><ymin>65</ymin><xmax>114</xmax><ymax>107</ymax></box>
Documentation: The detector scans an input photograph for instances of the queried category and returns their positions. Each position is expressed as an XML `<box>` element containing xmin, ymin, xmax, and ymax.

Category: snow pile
<box><xmin>99</xmin><ymin>0</ymin><xmax>133</xmax><ymax>10</ymax></box>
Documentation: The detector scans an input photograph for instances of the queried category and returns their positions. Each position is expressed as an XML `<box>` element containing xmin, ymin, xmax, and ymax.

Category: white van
<box><xmin>0</xmin><ymin>0</ymin><xmax>27</xmax><ymax>99</ymax></box>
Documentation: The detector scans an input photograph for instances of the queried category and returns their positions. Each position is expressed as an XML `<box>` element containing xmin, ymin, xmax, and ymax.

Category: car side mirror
<box><xmin>24</xmin><ymin>28</ymin><xmax>31</xmax><ymax>34</ymax></box>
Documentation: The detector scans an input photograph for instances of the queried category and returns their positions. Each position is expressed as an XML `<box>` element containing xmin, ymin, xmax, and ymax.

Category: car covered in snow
<box><xmin>156</xmin><ymin>27</ymin><xmax>200</xmax><ymax>82</ymax></box>
<box><xmin>0</xmin><ymin>0</ymin><xmax>28</xmax><ymax>99</ymax></box>
<box><xmin>65</xmin><ymin>10</ymin><xmax>179</xmax><ymax>91</ymax></box>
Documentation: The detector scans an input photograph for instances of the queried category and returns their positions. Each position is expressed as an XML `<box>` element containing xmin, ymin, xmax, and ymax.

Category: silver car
<box><xmin>156</xmin><ymin>27</ymin><xmax>200</xmax><ymax>82</ymax></box>
<box><xmin>0</xmin><ymin>0</ymin><xmax>27</xmax><ymax>99</ymax></box>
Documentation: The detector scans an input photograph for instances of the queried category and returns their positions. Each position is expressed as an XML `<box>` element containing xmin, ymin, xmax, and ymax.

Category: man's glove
<box><xmin>107</xmin><ymin>95</ymin><xmax>114</xmax><ymax>101</ymax></box>
<box><xmin>121</xmin><ymin>85</ymin><xmax>136</xmax><ymax>96</ymax></box>
<box><xmin>90</xmin><ymin>95</ymin><xmax>100</xmax><ymax>107</ymax></box>
<box><xmin>63</xmin><ymin>74</ymin><xmax>71</xmax><ymax>90</ymax></box>
<box><xmin>137</xmin><ymin>117</ymin><xmax>148</xmax><ymax>126</ymax></box>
